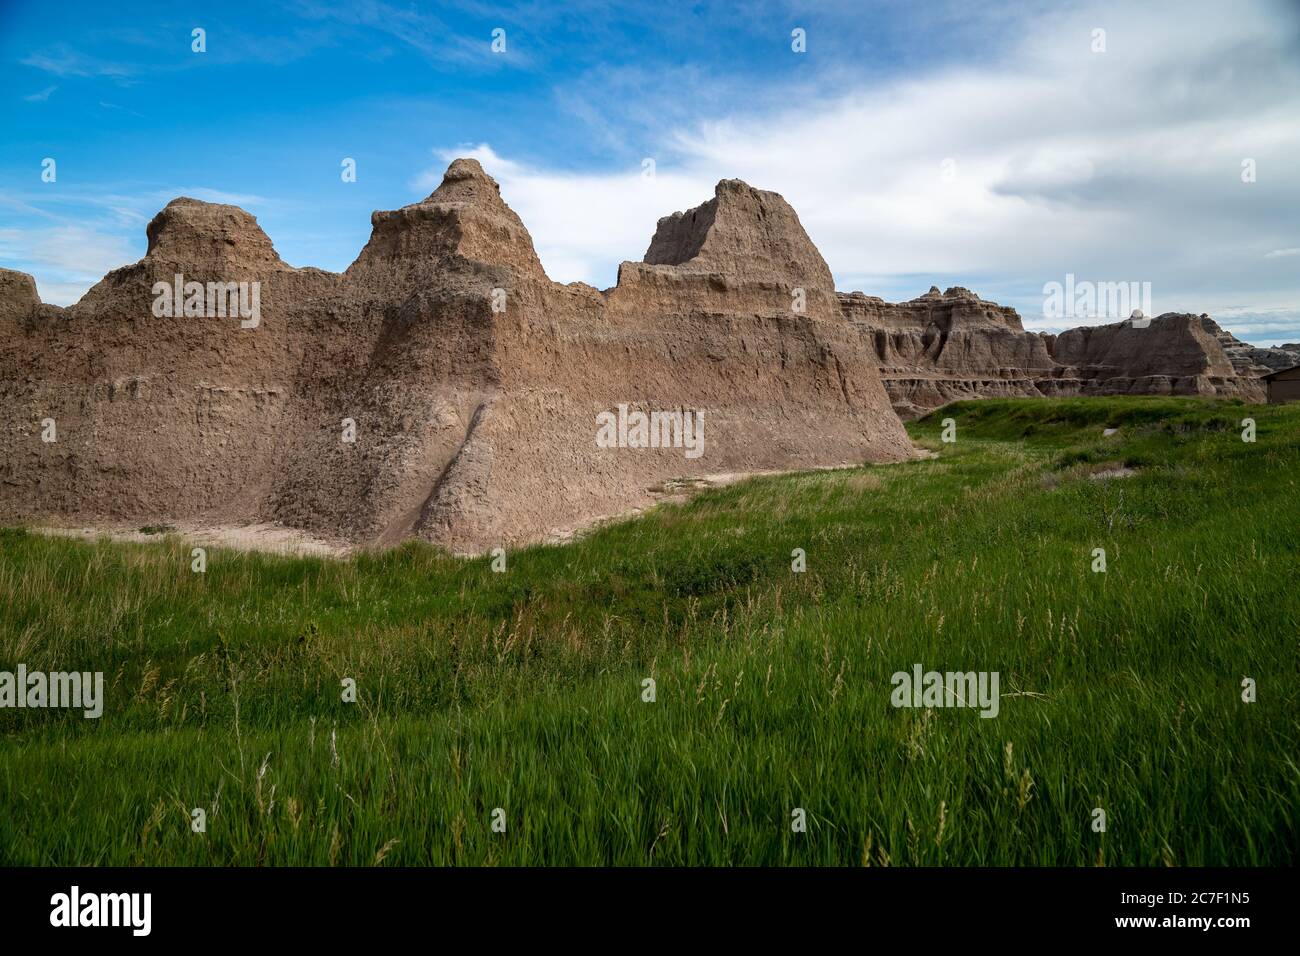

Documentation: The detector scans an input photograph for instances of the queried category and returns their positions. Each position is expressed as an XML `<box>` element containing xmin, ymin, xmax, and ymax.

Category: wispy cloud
<box><xmin>153</xmin><ymin>187</ymin><xmax>273</xmax><ymax>208</ymax></box>
<box><xmin>23</xmin><ymin>84</ymin><xmax>57</xmax><ymax>102</ymax></box>
<box><xmin>0</xmin><ymin>183</ymin><xmax>277</xmax><ymax>306</ymax></box>
<box><xmin>292</xmin><ymin>0</ymin><xmax>530</xmax><ymax>69</ymax></box>
<box><xmin>1210</xmin><ymin>306</ymin><xmax>1300</xmax><ymax>346</ymax></box>
<box><xmin>415</xmin><ymin>143</ymin><xmax>710</xmax><ymax>284</ymax></box>
<box><xmin>0</xmin><ymin>224</ymin><xmax>138</xmax><ymax>305</ymax></box>
<box><xmin>99</xmin><ymin>100</ymin><xmax>146</xmax><ymax>118</ymax></box>
<box><xmin>20</xmin><ymin>43</ymin><xmax>136</xmax><ymax>81</ymax></box>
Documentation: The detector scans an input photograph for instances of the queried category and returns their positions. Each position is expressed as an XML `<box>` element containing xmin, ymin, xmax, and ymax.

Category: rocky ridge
<box><xmin>843</xmin><ymin>287</ymin><xmax>1277</xmax><ymax>418</ymax></box>
<box><xmin>1199</xmin><ymin>316</ymin><xmax>1300</xmax><ymax>376</ymax></box>
<box><xmin>0</xmin><ymin>160</ymin><xmax>913</xmax><ymax>552</ymax></box>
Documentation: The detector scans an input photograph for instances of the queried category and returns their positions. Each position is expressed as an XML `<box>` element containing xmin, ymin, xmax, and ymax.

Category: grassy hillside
<box><xmin>1</xmin><ymin>396</ymin><xmax>1296</xmax><ymax>865</ymax></box>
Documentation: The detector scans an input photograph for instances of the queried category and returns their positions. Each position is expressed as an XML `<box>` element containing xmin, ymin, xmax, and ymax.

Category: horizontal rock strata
<box><xmin>843</xmin><ymin>287</ymin><xmax>1275</xmax><ymax>418</ymax></box>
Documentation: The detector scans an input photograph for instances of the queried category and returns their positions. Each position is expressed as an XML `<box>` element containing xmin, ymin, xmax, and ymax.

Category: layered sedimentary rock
<box><xmin>844</xmin><ymin>287</ymin><xmax>1270</xmax><ymax>417</ymax></box>
<box><xmin>1199</xmin><ymin>316</ymin><xmax>1300</xmax><ymax>376</ymax></box>
<box><xmin>0</xmin><ymin>160</ymin><xmax>913</xmax><ymax>552</ymax></box>
<box><xmin>1044</xmin><ymin>312</ymin><xmax>1266</xmax><ymax>401</ymax></box>
<box><xmin>842</xmin><ymin>286</ymin><xmax>1057</xmax><ymax>417</ymax></box>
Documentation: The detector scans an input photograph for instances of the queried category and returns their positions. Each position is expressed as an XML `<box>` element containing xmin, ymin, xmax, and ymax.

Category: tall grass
<box><xmin>1</xmin><ymin>396</ymin><xmax>1296</xmax><ymax>865</ymax></box>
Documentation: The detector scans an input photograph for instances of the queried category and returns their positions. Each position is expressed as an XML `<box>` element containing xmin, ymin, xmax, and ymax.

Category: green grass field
<box><xmin>1</xmin><ymin>396</ymin><xmax>1297</xmax><ymax>866</ymax></box>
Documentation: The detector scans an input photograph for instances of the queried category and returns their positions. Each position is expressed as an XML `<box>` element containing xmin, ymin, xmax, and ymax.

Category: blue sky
<box><xmin>2</xmin><ymin>0</ymin><xmax>1298</xmax><ymax>343</ymax></box>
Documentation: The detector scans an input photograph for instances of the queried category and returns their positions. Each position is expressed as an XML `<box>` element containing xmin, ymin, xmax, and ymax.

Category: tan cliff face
<box><xmin>0</xmin><ymin>159</ymin><xmax>914</xmax><ymax>552</ymax></box>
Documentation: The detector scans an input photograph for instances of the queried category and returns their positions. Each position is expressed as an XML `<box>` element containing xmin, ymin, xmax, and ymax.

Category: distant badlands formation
<box><xmin>1</xmin><ymin>159</ymin><xmax>1293</xmax><ymax>551</ymax></box>
<box><xmin>844</xmin><ymin>286</ymin><xmax>1295</xmax><ymax>419</ymax></box>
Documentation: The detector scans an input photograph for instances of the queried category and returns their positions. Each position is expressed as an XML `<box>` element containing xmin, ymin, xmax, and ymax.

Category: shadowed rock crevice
<box><xmin>644</xmin><ymin>193</ymin><xmax>719</xmax><ymax>265</ymax></box>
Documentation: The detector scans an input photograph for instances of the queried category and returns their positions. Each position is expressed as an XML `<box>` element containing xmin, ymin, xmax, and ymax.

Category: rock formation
<box><xmin>1045</xmin><ymin>313</ymin><xmax>1259</xmax><ymax>399</ymax></box>
<box><xmin>0</xmin><ymin>160</ymin><xmax>913</xmax><ymax>552</ymax></box>
<box><xmin>2</xmin><ymin>161</ymin><xmax>1281</xmax><ymax>547</ymax></box>
<box><xmin>1199</xmin><ymin>316</ymin><xmax>1300</xmax><ymax>376</ymax></box>
<box><xmin>844</xmin><ymin>288</ymin><xmax>1271</xmax><ymax>418</ymax></box>
<box><xmin>841</xmin><ymin>286</ymin><xmax>1057</xmax><ymax>418</ymax></box>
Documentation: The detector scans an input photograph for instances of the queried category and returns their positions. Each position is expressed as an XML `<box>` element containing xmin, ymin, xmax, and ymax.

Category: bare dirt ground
<box><xmin>33</xmin><ymin>461</ymin><xmax>913</xmax><ymax>558</ymax></box>
<box><xmin>26</xmin><ymin>471</ymin><xmax>804</xmax><ymax>558</ymax></box>
<box><xmin>33</xmin><ymin>521</ymin><xmax>351</xmax><ymax>558</ymax></box>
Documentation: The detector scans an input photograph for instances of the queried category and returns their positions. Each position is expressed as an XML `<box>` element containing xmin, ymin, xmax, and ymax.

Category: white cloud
<box><xmin>20</xmin><ymin>43</ymin><xmax>136</xmax><ymax>81</ymax></box>
<box><xmin>150</xmin><ymin>187</ymin><xmax>272</xmax><ymax>208</ymax></box>
<box><xmin>416</xmin><ymin>144</ymin><xmax>715</xmax><ymax>287</ymax></box>
<box><xmin>26</xmin><ymin>226</ymin><xmax>135</xmax><ymax>277</ymax></box>
<box><xmin>32</xmin><ymin>280</ymin><xmax>102</xmax><ymax>307</ymax></box>
<box><xmin>0</xmin><ymin>225</ymin><xmax>137</xmax><ymax>306</ymax></box>
<box><xmin>0</xmin><ymin>186</ymin><xmax>276</xmax><ymax>307</ymax></box>
<box><xmin>1264</xmin><ymin>247</ymin><xmax>1300</xmax><ymax>258</ymax></box>
<box><xmin>416</xmin><ymin>0</ymin><xmax>1300</xmax><ymax>342</ymax></box>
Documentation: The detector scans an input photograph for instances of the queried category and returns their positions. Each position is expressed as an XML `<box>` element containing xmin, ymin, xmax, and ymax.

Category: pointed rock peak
<box><xmin>446</xmin><ymin>157</ymin><xmax>491</xmax><ymax>180</ymax></box>
<box><xmin>0</xmin><ymin>268</ymin><xmax>41</xmax><ymax>324</ymax></box>
<box><xmin>714</xmin><ymin>177</ymin><xmax>758</xmax><ymax>196</ymax></box>
<box><xmin>352</xmin><ymin>158</ymin><xmax>544</xmax><ymax>279</ymax></box>
<box><xmin>145</xmin><ymin>197</ymin><xmax>284</xmax><ymax>272</ymax></box>
<box><xmin>0</xmin><ymin>267</ymin><xmax>39</xmax><ymax>303</ymax></box>
<box><xmin>423</xmin><ymin>157</ymin><xmax>503</xmax><ymax>205</ymax></box>
<box><xmin>641</xmin><ymin>177</ymin><xmax>833</xmax><ymax>289</ymax></box>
